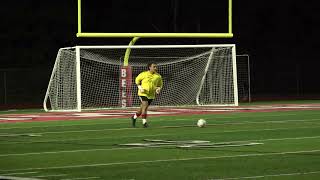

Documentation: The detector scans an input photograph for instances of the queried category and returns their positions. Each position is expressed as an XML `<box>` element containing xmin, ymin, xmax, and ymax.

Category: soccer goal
<box><xmin>43</xmin><ymin>44</ymin><xmax>238</xmax><ymax>112</ymax></box>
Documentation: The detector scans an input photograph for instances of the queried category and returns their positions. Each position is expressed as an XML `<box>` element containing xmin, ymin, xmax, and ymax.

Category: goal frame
<box><xmin>43</xmin><ymin>44</ymin><xmax>238</xmax><ymax>112</ymax></box>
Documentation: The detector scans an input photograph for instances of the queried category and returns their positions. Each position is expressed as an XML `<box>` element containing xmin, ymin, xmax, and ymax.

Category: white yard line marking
<box><xmin>2</xmin><ymin>134</ymin><xmax>320</xmax><ymax>157</ymax></box>
<box><xmin>0</xmin><ymin>147</ymin><xmax>145</xmax><ymax>157</ymax></box>
<box><xmin>222</xmin><ymin>118</ymin><xmax>320</xmax><ymax>125</ymax></box>
<box><xmin>1</xmin><ymin>118</ymin><xmax>320</xmax><ymax>137</ymax></box>
<box><xmin>0</xmin><ymin>133</ymin><xmax>41</xmax><ymax>137</ymax></box>
<box><xmin>217</xmin><ymin>126</ymin><xmax>320</xmax><ymax>134</ymax></box>
<box><xmin>32</xmin><ymin>174</ymin><xmax>66</xmax><ymax>178</ymax></box>
<box><xmin>0</xmin><ymin>122</ymin><xmax>128</xmax><ymax>130</ymax></box>
<box><xmin>1</xmin><ymin>171</ymin><xmax>38</xmax><ymax>175</ymax></box>
<box><xmin>0</xmin><ymin>176</ymin><xmax>42</xmax><ymax>180</ymax></box>
<box><xmin>225</xmin><ymin>135</ymin><xmax>320</xmax><ymax>144</ymax></box>
<box><xmin>0</xmin><ymin>127</ymin><xmax>137</xmax><ymax>137</ymax></box>
<box><xmin>1</xmin><ymin>112</ymin><xmax>319</xmax><ymax>130</ymax></box>
<box><xmin>1</xmin><ymin>149</ymin><xmax>320</xmax><ymax>172</ymax></box>
<box><xmin>0</xmin><ymin>133</ymin><xmax>171</xmax><ymax>145</ymax></box>
<box><xmin>211</xmin><ymin>170</ymin><xmax>320</xmax><ymax>179</ymax></box>
<box><xmin>60</xmin><ymin>177</ymin><xmax>100</xmax><ymax>180</ymax></box>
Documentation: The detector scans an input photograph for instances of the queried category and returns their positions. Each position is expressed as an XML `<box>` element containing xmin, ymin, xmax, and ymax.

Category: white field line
<box><xmin>1</xmin><ymin>171</ymin><xmax>38</xmax><ymax>175</ymax></box>
<box><xmin>32</xmin><ymin>174</ymin><xmax>66</xmax><ymax>178</ymax></box>
<box><xmin>223</xmin><ymin>135</ymin><xmax>320</xmax><ymax>144</ymax></box>
<box><xmin>157</xmin><ymin>113</ymin><xmax>300</xmax><ymax>120</ymax></box>
<box><xmin>0</xmin><ymin>176</ymin><xmax>42</xmax><ymax>180</ymax></box>
<box><xmin>0</xmin><ymin>119</ymin><xmax>146</xmax><ymax>130</ymax></box>
<box><xmin>1</xmin><ymin>135</ymin><xmax>320</xmax><ymax>157</ymax></box>
<box><xmin>1</xmin><ymin>125</ymin><xmax>320</xmax><ymax>146</ymax></box>
<box><xmin>212</xmin><ymin>119</ymin><xmax>320</xmax><ymax>126</ymax></box>
<box><xmin>206</xmin><ymin>126</ymin><xmax>320</xmax><ymax>134</ymax></box>
<box><xmin>0</xmin><ymin>127</ymin><xmax>139</xmax><ymax>137</ymax></box>
<box><xmin>1</xmin><ymin>111</ymin><xmax>320</xmax><ymax>132</ymax></box>
<box><xmin>1</xmin><ymin>118</ymin><xmax>320</xmax><ymax>137</ymax></box>
<box><xmin>0</xmin><ymin>147</ymin><xmax>145</xmax><ymax>157</ymax></box>
<box><xmin>60</xmin><ymin>177</ymin><xmax>100</xmax><ymax>180</ymax></box>
<box><xmin>0</xmin><ymin>122</ymin><xmax>128</xmax><ymax>130</ymax></box>
<box><xmin>2</xmin><ymin>112</ymin><xmax>318</xmax><ymax>130</ymax></box>
<box><xmin>1</xmin><ymin>149</ymin><xmax>320</xmax><ymax>172</ymax></box>
<box><xmin>158</xmin><ymin>118</ymin><xmax>320</xmax><ymax>127</ymax></box>
<box><xmin>211</xmin><ymin>170</ymin><xmax>320</xmax><ymax>180</ymax></box>
<box><xmin>0</xmin><ymin>133</ymin><xmax>171</xmax><ymax>145</ymax></box>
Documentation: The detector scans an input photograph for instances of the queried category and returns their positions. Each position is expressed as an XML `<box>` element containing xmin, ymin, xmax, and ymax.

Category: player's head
<box><xmin>147</xmin><ymin>63</ymin><xmax>157</xmax><ymax>73</ymax></box>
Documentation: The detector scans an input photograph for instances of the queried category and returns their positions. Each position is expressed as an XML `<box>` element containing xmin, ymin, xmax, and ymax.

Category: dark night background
<box><xmin>1</xmin><ymin>0</ymin><xmax>319</xmax><ymax>109</ymax></box>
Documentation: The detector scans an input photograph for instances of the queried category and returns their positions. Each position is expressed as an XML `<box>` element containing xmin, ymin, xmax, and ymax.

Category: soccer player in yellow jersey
<box><xmin>131</xmin><ymin>63</ymin><xmax>163</xmax><ymax>128</ymax></box>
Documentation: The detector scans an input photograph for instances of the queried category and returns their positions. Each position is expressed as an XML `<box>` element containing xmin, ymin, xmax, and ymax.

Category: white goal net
<box><xmin>43</xmin><ymin>45</ymin><xmax>238</xmax><ymax>112</ymax></box>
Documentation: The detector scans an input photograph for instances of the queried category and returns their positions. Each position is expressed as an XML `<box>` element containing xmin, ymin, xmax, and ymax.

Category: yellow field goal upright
<box><xmin>76</xmin><ymin>0</ymin><xmax>233</xmax><ymax>38</ymax></box>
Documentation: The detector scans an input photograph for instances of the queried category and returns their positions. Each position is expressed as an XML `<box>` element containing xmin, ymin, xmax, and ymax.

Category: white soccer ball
<box><xmin>197</xmin><ymin>119</ymin><xmax>206</xmax><ymax>127</ymax></box>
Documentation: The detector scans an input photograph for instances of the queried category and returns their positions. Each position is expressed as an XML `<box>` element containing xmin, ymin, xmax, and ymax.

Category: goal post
<box><xmin>43</xmin><ymin>44</ymin><xmax>238</xmax><ymax>112</ymax></box>
<box><xmin>236</xmin><ymin>54</ymin><xmax>251</xmax><ymax>103</ymax></box>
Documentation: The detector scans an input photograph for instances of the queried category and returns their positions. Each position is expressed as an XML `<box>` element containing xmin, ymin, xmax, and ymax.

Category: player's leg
<box><xmin>141</xmin><ymin>100</ymin><xmax>149</xmax><ymax>127</ymax></box>
<box><xmin>141</xmin><ymin>98</ymin><xmax>154</xmax><ymax>127</ymax></box>
<box><xmin>131</xmin><ymin>105</ymin><xmax>142</xmax><ymax>127</ymax></box>
<box><xmin>138</xmin><ymin>96</ymin><xmax>154</xmax><ymax>127</ymax></box>
<box><xmin>131</xmin><ymin>96</ymin><xmax>148</xmax><ymax>127</ymax></box>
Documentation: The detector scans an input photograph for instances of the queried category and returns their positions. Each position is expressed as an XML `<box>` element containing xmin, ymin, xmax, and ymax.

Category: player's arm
<box><xmin>135</xmin><ymin>72</ymin><xmax>145</xmax><ymax>93</ymax></box>
<box><xmin>156</xmin><ymin>76</ymin><xmax>163</xmax><ymax>94</ymax></box>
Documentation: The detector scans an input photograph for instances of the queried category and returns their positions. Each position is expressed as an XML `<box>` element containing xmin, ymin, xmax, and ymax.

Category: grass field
<box><xmin>1</xmin><ymin>102</ymin><xmax>320</xmax><ymax>180</ymax></box>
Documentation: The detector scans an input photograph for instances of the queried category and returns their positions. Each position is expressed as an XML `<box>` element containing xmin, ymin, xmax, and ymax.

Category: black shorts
<box><xmin>139</xmin><ymin>96</ymin><xmax>153</xmax><ymax>105</ymax></box>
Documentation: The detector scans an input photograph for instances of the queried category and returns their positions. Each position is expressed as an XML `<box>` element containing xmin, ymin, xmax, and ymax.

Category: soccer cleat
<box><xmin>143</xmin><ymin>122</ymin><xmax>148</xmax><ymax>128</ymax></box>
<box><xmin>131</xmin><ymin>116</ymin><xmax>136</xmax><ymax>127</ymax></box>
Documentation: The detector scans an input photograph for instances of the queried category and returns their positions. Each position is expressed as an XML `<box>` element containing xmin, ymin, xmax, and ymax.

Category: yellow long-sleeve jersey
<box><xmin>135</xmin><ymin>71</ymin><xmax>163</xmax><ymax>99</ymax></box>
